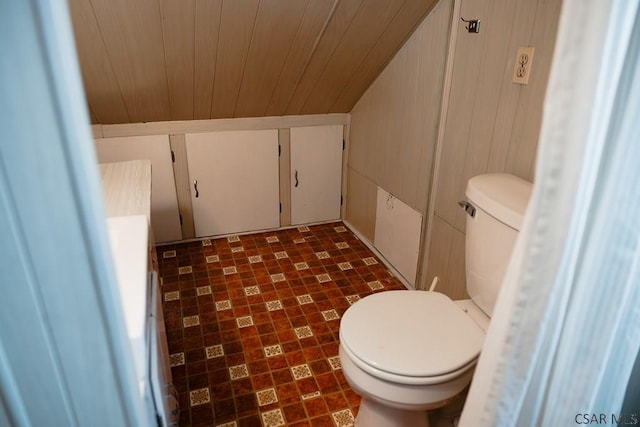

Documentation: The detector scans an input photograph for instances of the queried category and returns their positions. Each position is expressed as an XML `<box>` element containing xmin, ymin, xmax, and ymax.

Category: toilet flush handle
<box><xmin>458</xmin><ymin>200</ymin><xmax>476</xmax><ymax>217</ymax></box>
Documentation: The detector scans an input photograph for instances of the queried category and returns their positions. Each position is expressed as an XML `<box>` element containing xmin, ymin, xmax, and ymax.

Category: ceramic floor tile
<box><xmin>179</xmin><ymin>266</ymin><xmax>193</xmax><ymax>274</ymax></box>
<box><xmin>301</xmin><ymin>391</ymin><xmax>321</xmax><ymax>400</ymax></box>
<box><xmin>261</xmin><ymin>408</ymin><xmax>285</xmax><ymax>426</ymax></box>
<box><xmin>206</xmin><ymin>345</ymin><xmax>224</xmax><ymax>359</ymax></box>
<box><xmin>216</xmin><ymin>300</ymin><xmax>232</xmax><ymax>311</ymax></box>
<box><xmin>164</xmin><ymin>291</ymin><xmax>180</xmax><ymax>301</ymax></box>
<box><xmin>236</xmin><ymin>316</ymin><xmax>254</xmax><ymax>328</ymax></box>
<box><xmin>327</xmin><ymin>356</ymin><xmax>341</xmax><ymax>371</ymax></box>
<box><xmin>296</xmin><ymin>294</ymin><xmax>313</xmax><ymax>305</ymax></box>
<box><xmin>338</xmin><ymin>262</ymin><xmax>353</xmax><ymax>271</ymax></box>
<box><xmin>294</xmin><ymin>262</ymin><xmax>309</xmax><ymax>270</ymax></box>
<box><xmin>196</xmin><ymin>286</ymin><xmax>211</xmax><ymax>296</ymax></box>
<box><xmin>294</xmin><ymin>326</ymin><xmax>314</xmax><ymax>339</ymax></box>
<box><xmin>271</xmin><ymin>273</ymin><xmax>286</xmax><ymax>283</ymax></box>
<box><xmin>265</xmin><ymin>300</ymin><xmax>283</xmax><ymax>311</ymax></box>
<box><xmin>367</xmin><ymin>280</ymin><xmax>384</xmax><ymax>291</ymax></box>
<box><xmin>229</xmin><ymin>364</ymin><xmax>249</xmax><ymax>380</ymax></box>
<box><xmin>256</xmin><ymin>388</ymin><xmax>278</xmax><ymax>406</ymax></box>
<box><xmin>316</xmin><ymin>274</ymin><xmax>331</xmax><ymax>283</ymax></box>
<box><xmin>183</xmin><ymin>315</ymin><xmax>200</xmax><ymax>328</ymax></box>
<box><xmin>190</xmin><ymin>388</ymin><xmax>210</xmax><ymax>406</ymax></box>
<box><xmin>321</xmin><ymin>309</ymin><xmax>340</xmax><ymax>321</ymax></box>
<box><xmin>345</xmin><ymin>295</ymin><xmax>360</xmax><ymax>305</ymax></box>
<box><xmin>291</xmin><ymin>364</ymin><xmax>313</xmax><ymax>380</ymax></box>
<box><xmin>244</xmin><ymin>286</ymin><xmax>260</xmax><ymax>296</ymax></box>
<box><xmin>332</xmin><ymin>409</ymin><xmax>355</xmax><ymax>427</ymax></box>
<box><xmin>170</xmin><ymin>352</ymin><xmax>185</xmax><ymax>367</ymax></box>
<box><xmin>223</xmin><ymin>266</ymin><xmax>238</xmax><ymax>275</ymax></box>
<box><xmin>157</xmin><ymin>221</ymin><xmax>406</xmax><ymax>426</ymax></box>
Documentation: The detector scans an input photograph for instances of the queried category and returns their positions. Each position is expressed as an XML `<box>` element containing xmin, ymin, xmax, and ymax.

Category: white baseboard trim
<box><xmin>156</xmin><ymin>219</ymin><xmax>343</xmax><ymax>246</ymax></box>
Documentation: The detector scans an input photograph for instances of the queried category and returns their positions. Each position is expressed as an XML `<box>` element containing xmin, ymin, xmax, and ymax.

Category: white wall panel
<box><xmin>374</xmin><ymin>188</ymin><xmax>423</xmax><ymax>286</ymax></box>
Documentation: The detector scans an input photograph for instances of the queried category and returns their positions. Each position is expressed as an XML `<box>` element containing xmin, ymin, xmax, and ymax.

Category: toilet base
<box><xmin>356</xmin><ymin>397</ymin><xmax>429</xmax><ymax>427</ymax></box>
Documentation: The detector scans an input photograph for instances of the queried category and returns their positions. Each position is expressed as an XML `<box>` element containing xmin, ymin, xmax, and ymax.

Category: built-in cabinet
<box><xmin>95</xmin><ymin>135</ymin><xmax>182</xmax><ymax>243</ymax></box>
<box><xmin>290</xmin><ymin>125</ymin><xmax>343</xmax><ymax>225</ymax></box>
<box><xmin>94</xmin><ymin>122</ymin><xmax>344</xmax><ymax>241</ymax></box>
<box><xmin>185</xmin><ymin>130</ymin><xmax>280</xmax><ymax>237</ymax></box>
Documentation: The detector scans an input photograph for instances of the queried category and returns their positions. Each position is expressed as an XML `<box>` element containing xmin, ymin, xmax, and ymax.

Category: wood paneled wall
<box><xmin>345</xmin><ymin>0</ymin><xmax>562</xmax><ymax>298</ymax></box>
<box><xmin>345</xmin><ymin>0</ymin><xmax>452</xmax><ymax>242</ymax></box>
<box><xmin>425</xmin><ymin>0</ymin><xmax>562</xmax><ymax>299</ymax></box>
<box><xmin>69</xmin><ymin>0</ymin><xmax>439</xmax><ymax>124</ymax></box>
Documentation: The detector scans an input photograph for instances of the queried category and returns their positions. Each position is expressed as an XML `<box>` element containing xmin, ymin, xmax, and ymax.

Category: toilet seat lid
<box><xmin>340</xmin><ymin>291</ymin><xmax>485</xmax><ymax>378</ymax></box>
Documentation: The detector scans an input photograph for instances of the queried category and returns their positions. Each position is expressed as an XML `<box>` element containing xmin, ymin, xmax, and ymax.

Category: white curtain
<box><xmin>460</xmin><ymin>0</ymin><xmax>640</xmax><ymax>425</ymax></box>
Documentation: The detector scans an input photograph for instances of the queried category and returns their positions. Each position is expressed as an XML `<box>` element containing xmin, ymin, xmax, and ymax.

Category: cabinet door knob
<box><xmin>193</xmin><ymin>180</ymin><xmax>199</xmax><ymax>198</ymax></box>
<box><xmin>294</xmin><ymin>170</ymin><xmax>299</xmax><ymax>188</ymax></box>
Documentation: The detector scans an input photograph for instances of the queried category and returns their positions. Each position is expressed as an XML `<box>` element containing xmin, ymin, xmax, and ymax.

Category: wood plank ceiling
<box><xmin>68</xmin><ymin>0</ymin><xmax>438</xmax><ymax>124</ymax></box>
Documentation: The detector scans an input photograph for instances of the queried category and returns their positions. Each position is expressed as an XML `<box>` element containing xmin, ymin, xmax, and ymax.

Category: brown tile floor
<box><xmin>157</xmin><ymin>222</ymin><xmax>407</xmax><ymax>427</ymax></box>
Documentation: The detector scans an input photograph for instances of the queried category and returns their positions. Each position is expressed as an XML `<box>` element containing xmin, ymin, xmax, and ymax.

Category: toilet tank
<box><xmin>464</xmin><ymin>174</ymin><xmax>532</xmax><ymax>317</ymax></box>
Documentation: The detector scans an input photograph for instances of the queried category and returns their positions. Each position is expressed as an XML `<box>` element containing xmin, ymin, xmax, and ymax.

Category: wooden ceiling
<box><xmin>68</xmin><ymin>0</ymin><xmax>438</xmax><ymax>124</ymax></box>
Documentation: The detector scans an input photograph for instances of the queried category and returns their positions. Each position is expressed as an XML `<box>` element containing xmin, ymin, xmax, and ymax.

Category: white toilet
<box><xmin>339</xmin><ymin>173</ymin><xmax>532</xmax><ymax>427</ymax></box>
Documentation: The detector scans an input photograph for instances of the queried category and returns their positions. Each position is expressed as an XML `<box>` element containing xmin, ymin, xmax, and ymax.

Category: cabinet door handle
<box><xmin>193</xmin><ymin>180</ymin><xmax>199</xmax><ymax>198</ymax></box>
<box><xmin>294</xmin><ymin>170</ymin><xmax>299</xmax><ymax>188</ymax></box>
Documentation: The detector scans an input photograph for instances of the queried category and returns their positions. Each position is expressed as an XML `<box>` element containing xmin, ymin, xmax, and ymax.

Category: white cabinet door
<box><xmin>290</xmin><ymin>125</ymin><xmax>343</xmax><ymax>225</ymax></box>
<box><xmin>185</xmin><ymin>130</ymin><xmax>280</xmax><ymax>237</ymax></box>
<box><xmin>95</xmin><ymin>135</ymin><xmax>182</xmax><ymax>243</ymax></box>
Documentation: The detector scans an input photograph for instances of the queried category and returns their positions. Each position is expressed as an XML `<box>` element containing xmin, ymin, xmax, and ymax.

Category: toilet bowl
<box><xmin>339</xmin><ymin>174</ymin><xmax>532</xmax><ymax>426</ymax></box>
<box><xmin>339</xmin><ymin>291</ymin><xmax>485</xmax><ymax>427</ymax></box>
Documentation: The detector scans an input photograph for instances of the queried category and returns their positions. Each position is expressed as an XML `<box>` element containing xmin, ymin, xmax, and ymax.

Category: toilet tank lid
<box><xmin>466</xmin><ymin>174</ymin><xmax>532</xmax><ymax>230</ymax></box>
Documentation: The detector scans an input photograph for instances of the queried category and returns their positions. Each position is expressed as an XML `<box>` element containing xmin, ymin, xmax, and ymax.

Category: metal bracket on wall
<box><xmin>461</xmin><ymin>17</ymin><xmax>480</xmax><ymax>33</ymax></box>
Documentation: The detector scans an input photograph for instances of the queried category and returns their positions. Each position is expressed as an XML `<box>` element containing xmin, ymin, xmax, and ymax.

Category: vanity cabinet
<box><xmin>290</xmin><ymin>125</ymin><xmax>343</xmax><ymax>225</ymax></box>
<box><xmin>101</xmin><ymin>160</ymin><xmax>178</xmax><ymax>425</ymax></box>
<box><xmin>95</xmin><ymin>135</ymin><xmax>182</xmax><ymax>243</ymax></box>
<box><xmin>185</xmin><ymin>130</ymin><xmax>280</xmax><ymax>237</ymax></box>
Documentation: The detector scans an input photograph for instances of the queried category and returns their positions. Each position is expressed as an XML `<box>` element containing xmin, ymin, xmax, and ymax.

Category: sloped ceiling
<box><xmin>68</xmin><ymin>0</ymin><xmax>438</xmax><ymax>124</ymax></box>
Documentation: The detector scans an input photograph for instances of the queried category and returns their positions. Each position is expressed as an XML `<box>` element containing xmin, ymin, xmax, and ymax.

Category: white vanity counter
<box><xmin>100</xmin><ymin>160</ymin><xmax>152</xmax><ymax>391</ymax></box>
<box><xmin>99</xmin><ymin>160</ymin><xmax>177</xmax><ymax>426</ymax></box>
<box><xmin>100</xmin><ymin>160</ymin><xmax>152</xmax><ymax>220</ymax></box>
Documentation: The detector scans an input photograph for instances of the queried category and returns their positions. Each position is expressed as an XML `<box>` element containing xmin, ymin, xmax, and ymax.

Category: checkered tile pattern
<box><xmin>158</xmin><ymin>222</ymin><xmax>405</xmax><ymax>426</ymax></box>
